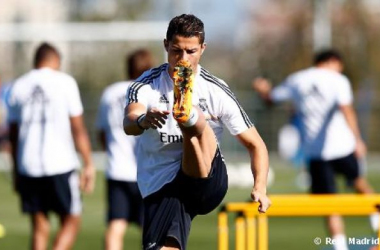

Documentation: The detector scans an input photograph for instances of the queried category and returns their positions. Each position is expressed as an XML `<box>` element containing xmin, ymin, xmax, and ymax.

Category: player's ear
<box><xmin>200</xmin><ymin>43</ymin><xmax>207</xmax><ymax>55</ymax></box>
<box><xmin>164</xmin><ymin>39</ymin><xmax>169</xmax><ymax>52</ymax></box>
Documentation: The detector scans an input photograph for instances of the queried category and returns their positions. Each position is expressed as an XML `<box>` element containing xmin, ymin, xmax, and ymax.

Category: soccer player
<box><xmin>123</xmin><ymin>14</ymin><xmax>271</xmax><ymax>250</ymax></box>
<box><xmin>253</xmin><ymin>49</ymin><xmax>377</xmax><ymax>250</ymax></box>
<box><xmin>0</xmin><ymin>75</ymin><xmax>12</xmax><ymax>152</ymax></box>
<box><xmin>8</xmin><ymin>43</ymin><xmax>95</xmax><ymax>250</ymax></box>
<box><xmin>97</xmin><ymin>49</ymin><xmax>155</xmax><ymax>250</ymax></box>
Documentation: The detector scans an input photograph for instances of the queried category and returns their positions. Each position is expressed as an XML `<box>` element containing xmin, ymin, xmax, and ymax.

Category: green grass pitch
<box><xmin>0</xmin><ymin>154</ymin><xmax>379</xmax><ymax>249</ymax></box>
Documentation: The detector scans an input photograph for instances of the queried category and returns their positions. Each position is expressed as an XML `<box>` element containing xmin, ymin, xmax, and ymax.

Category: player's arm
<box><xmin>9</xmin><ymin>122</ymin><xmax>19</xmax><ymax>192</ymax></box>
<box><xmin>124</xmin><ymin>102</ymin><xmax>149</xmax><ymax>135</ymax></box>
<box><xmin>338</xmin><ymin>77</ymin><xmax>366</xmax><ymax>158</ymax></box>
<box><xmin>70</xmin><ymin>115</ymin><xmax>96</xmax><ymax>194</ymax></box>
<box><xmin>252</xmin><ymin>77</ymin><xmax>273</xmax><ymax>104</ymax></box>
<box><xmin>252</xmin><ymin>77</ymin><xmax>294</xmax><ymax>106</ymax></box>
<box><xmin>123</xmin><ymin>103</ymin><xmax>169</xmax><ymax>135</ymax></box>
<box><xmin>219</xmin><ymin>80</ymin><xmax>271</xmax><ymax>212</ymax></box>
<box><xmin>236</xmin><ymin>127</ymin><xmax>271</xmax><ymax>213</ymax></box>
<box><xmin>340</xmin><ymin>104</ymin><xmax>366</xmax><ymax>158</ymax></box>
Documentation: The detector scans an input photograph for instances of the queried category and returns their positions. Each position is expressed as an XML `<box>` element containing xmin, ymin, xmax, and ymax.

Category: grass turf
<box><xmin>0</xmin><ymin>153</ymin><xmax>379</xmax><ymax>249</ymax></box>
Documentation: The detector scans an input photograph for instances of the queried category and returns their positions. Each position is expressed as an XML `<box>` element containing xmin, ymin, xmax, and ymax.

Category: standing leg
<box><xmin>347</xmin><ymin>154</ymin><xmax>379</xmax><ymax>233</ymax></box>
<box><xmin>105</xmin><ymin>220</ymin><xmax>127</xmax><ymax>250</ymax></box>
<box><xmin>354</xmin><ymin>177</ymin><xmax>374</xmax><ymax>194</ymax></box>
<box><xmin>309</xmin><ymin>159</ymin><xmax>348</xmax><ymax>250</ymax></box>
<box><xmin>30</xmin><ymin>212</ymin><xmax>50</xmax><ymax>250</ymax></box>
<box><xmin>354</xmin><ymin>176</ymin><xmax>378</xmax><ymax>233</ymax></box>
<box><xmin>53</xmin><ymin>214</ymin><xmax>80</xmax><ymax>250</ymax></box>
<box><xmin>326</xmin><ymin>215</ymin><xmax>348</xmax><ymax>250</ymax></box>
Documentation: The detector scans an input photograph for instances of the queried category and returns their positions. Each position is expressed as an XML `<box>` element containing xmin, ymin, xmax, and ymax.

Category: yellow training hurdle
<box><xmin>218</xmin><ymin>194</ymin><xmax>380</xmax><ymax>250</ymax></box>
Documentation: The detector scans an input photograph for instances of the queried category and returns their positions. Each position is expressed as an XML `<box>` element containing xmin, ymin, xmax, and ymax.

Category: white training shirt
<box><xmin>97</xmin><ymin>81</ymin><xmax>138</xmax><ymax>182</ymax></box>
<box><xmin>126</xmin><ymin>63</ymin><xmax>253</xmax><ymax>198</ymax></box>
<box><xmin>8</xmin><ymin>68</ymin><xmax>83</xmax><ymax>177</ymax></box>
<box><xmin>270</xmin><ymin>67</ymin><xmax>356</xmax><ymax>160</ymax></box>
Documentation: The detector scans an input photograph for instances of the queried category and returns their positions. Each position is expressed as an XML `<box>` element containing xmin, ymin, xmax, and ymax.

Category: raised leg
<box><xmin>179</xmin><ymin>107</ymin><xmax>217</xmax><ymax>178</ymax></box>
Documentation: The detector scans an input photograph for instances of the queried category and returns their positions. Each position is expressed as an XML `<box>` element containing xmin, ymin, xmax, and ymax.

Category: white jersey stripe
<box><xmin>69</xmin><ymin>171</ymin><xmax>82</xmax><ymax>215</ymax></box>
<box><xmin>133</xmin><ymin>66</ymin><xmax>166</xmax><ymax>100</ymax></box>
<box><xmin>200</xmin><ymin>69</ymin><xmax>253</xmax><ymax>128</ymax></box>
<box><xmin>128</xmin><ymin>64</ymin><xmax>166</xmax><ymax>103</ymax></box>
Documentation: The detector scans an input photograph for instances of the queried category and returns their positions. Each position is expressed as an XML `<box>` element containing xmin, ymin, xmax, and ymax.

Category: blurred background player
<box><xmin>96</xmin><ymin>49</ymin><xmax>155</xmax><ymax>250</ymax></box>
<box><xmin>0</xmin><ymin>75</ymin><xmax>12</xmax><ymax>153</ymax></box>
<box><xmin>8</xmin><ymin>42</ymin><xmax>96</xmax><ymax>250</ymax></box>
<box><xmin>124</xmin><ymin>14</ymin><xmax>270</xmax><ymax>250</ymax></box>
<box><xmin>253</xmin><ymin>49</ymin><xmax>377</xmax><ymax>250</ymax></box>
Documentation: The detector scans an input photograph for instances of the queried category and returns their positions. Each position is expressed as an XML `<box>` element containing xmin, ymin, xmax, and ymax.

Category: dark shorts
<box><xmin>142</xmin><ymin>148</ymin><xmax>228</xmax><ymax>250</ymax></box>
<box><xmin>18</xmin><ymin>170</ymin><xmax>81</xmax><ymax>215</ymax></box>
<box><xmin>106</xmin><ymin>179</ymin><xmax>143</xmax><ymax>226</ymax></box>
<box><xmin>308</xmin><ymin>153</ymin><xmax>360</xmax><ymax>194</ymax></box>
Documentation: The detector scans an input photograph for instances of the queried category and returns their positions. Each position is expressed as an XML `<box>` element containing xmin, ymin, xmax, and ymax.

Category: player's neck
<box><xmin>36</xmin><ymin>60</ymin><xmax>60</xmax><ymax>71</ymax></box>
<box><xmin>315</xmin><ymin>61</ymin><xmax>342</xmax><ymax>73</ymax></box>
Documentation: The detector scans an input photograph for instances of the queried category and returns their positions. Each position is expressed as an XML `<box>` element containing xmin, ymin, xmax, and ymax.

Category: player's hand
<box><xmin>252</xmin><ymin>77</ymin><xmax>272</xmax><ymax>95</ymax></box>
<box><xmin>251</xmin><ymin>189</ymin><xmax>271</xmax><ymax>213</ymax></box>
<box><xmin>355</xmin><ymin>139</ymin><xmax>367</xmax><ymax>159</ymax></box>
<box><xmin>80</xmin><ymin>164</ymin><xmax>96</xmax><ymax>194</ymax></box>
<box><xmin>140</xmin><ymin>108</ymin><xmax>170</xmax><ymax>129</ymax></box>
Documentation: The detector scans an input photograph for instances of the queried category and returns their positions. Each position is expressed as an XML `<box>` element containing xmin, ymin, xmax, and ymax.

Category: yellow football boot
<box><xmin>172</xmin><ymin>60</ymin><xmax>194</xmax><ymax>123</ymax></box>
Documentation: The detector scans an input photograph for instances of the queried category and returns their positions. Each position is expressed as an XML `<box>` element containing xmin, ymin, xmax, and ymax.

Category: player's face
<box><xmin>164</xmin><ymin>35</ymin><xmax>206</xmax><ymax>77</ymax></box>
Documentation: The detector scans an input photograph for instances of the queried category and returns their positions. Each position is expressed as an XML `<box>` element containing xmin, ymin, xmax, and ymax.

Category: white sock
<box><xmin>182</xmin><ymin>108</ymin><xmax>199</xmax><ymax>127</ymax></box>
<box><xmin>333</xmin><ymin>234</ymin><xmax>348</xmax><ymax>250</ymax></box>
<box><xmin>370</xmin><ymin>213</ymin><xmax>379</xmax><ymax>232</ymax></box>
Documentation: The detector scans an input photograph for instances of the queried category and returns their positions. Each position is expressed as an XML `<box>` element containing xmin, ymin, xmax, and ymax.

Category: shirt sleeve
<box><xmin>270</xmin><ymin>78</ymin><xmax>294</xmax><ymax>103</ymax></box>
<box><xmin>66</xmin><ymin>77</ymin><xmax>84</xmax><ymax>117</ymax></box>
<box><xmin>125</xmin><ymin>81</ymin><xmax>151</xmax><ymax>108</ymax></box>
<box><xmin>219</xmin><ymin>85</ymin><xmax>254</xmax><ymax>136</ymax></box>
<box><xmin>336</xmin><ymin>76</ymin><xmax>353</xmax><ymax>105</ymax></box>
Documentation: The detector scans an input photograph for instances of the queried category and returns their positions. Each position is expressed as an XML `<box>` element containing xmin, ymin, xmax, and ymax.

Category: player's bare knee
<box><xmin>354</xmin><ymin>177</ymin><xmax>374</xmax><ymax>194</ymax></box>
<box><xmin>32</xmin><ymin>214</ymin><xmax>50</xmax><ymax>232</ymax></box>
<box><xmin>62</xmin><ymin>214</ymin><xmax>80</xmax><ymax>223</ymax></box>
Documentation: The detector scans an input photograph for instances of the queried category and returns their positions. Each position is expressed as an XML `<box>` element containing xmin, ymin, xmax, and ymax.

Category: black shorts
<box><xmin>142</xmin><ymin>148</ymin><xmax>228</xmax><ymax>250</ymax></box>
<box><xmin>106</xmin><ymin>179</ymin><xmax>143</xmax><ymax>226</ymax></box>
<box><xmin>308</xmin><ymin>153</ymin><xmax>360</xmax><ymax>194</ymax></box>
<box><xmin>18</xmin><ymin>170</ymin><xmax>81</xmax><ymax>215</ymax></box>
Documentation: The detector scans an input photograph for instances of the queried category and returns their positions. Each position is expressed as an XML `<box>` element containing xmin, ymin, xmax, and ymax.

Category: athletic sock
<box><xmin>370</xmin><ymin>213</ymin><xmax>379</xmax><ymax>232</ymax></box>
<box><xmin>182</xmin><ymin>108</ymin><xmax>199</xmax><ymax>127</ymax></box>
<box><xmin>333</xmin><ymin>234</ymin><xmax>348</xmax><ymax>250</ymax></box>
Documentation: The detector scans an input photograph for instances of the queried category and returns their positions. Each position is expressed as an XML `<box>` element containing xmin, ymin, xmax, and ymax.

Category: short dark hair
<box><xmin>127</xmin><ymin>49</ymin><xmax>154</xmax><ymax>80</ymax></box>
<box><xmin>313</xmin><ymin>49</ymin><xmax>343</xmax><ymax>65</ymax></box>
<box><xmin>34</xmin><ymin>42</ymin><xmax>60</xmax><ymax>68</ymax></box>
<box><xmin>166</xmin><ymin>14</ymin><xmax>205</xmax><ymax>44</ymax></box>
